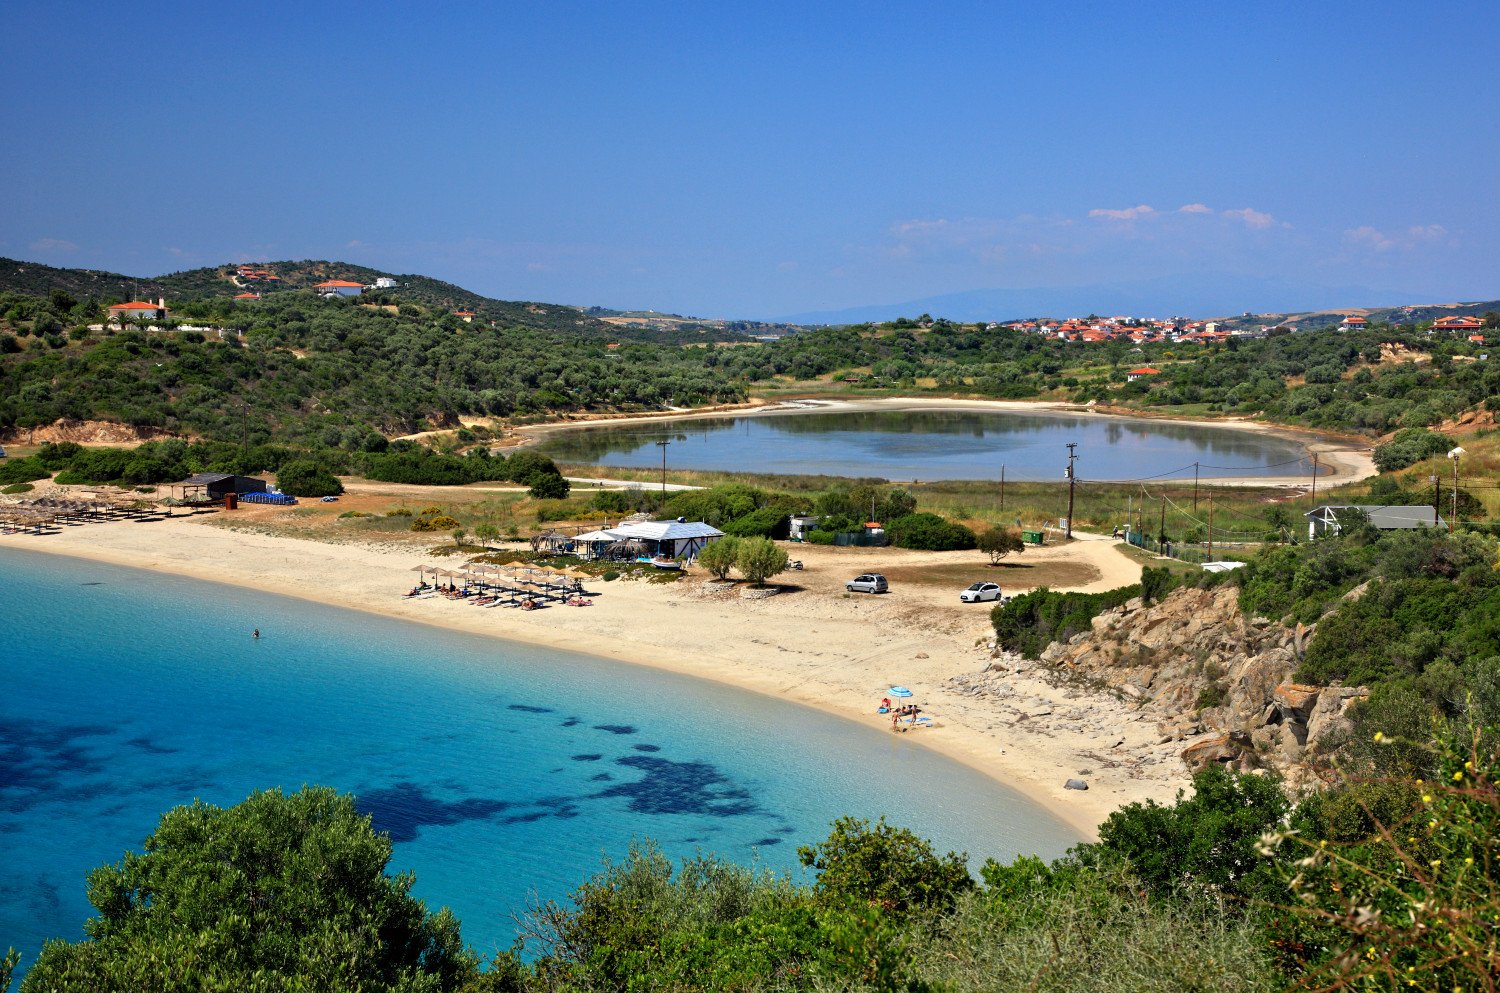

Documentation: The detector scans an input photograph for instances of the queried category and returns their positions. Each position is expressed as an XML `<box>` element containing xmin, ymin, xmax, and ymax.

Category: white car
<box><xmin>960</xmin><ymin>582</ymin><xmax>1004</xmax><ymax>603</ymax></box>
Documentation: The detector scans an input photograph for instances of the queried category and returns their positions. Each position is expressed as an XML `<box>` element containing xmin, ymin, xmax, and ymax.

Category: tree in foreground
<box><xmin>695</xmin><ymin>535</ymin><xmax>740</xmax><ymax>580</ymax></box>
<box><xmin>22</xmin><ymin>786</ymin><xmax>476</xmax><ymax>993</ymax></box>
<box><xmin>797</xmin><ymin>816</ymin><xmax>973</xmax><ymax>914</ymax></box>
<box><xmin>977</xmin><ymin>526</ymin><xmax>1025</xmax><ymax>565</ymax></box>
<box><xmin>734</xmin><ymin>536</ymin><xmax>788</xmax><ymax>587</ymax></box>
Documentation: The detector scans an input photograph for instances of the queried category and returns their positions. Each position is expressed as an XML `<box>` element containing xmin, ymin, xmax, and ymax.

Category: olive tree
<box><xmin>735</xmin><ymin>536</ymin><xmax>788</xmax><ymax>587</ymax></box>
<box><xmin>977</xmin><ymin>526</ymin><xmax>1025</xmax><ymax>564</ymax></box>
<box><xmin>695</xmin><ymin>536</ymin><xmax>741</xmax><ymax>580</ymax></box>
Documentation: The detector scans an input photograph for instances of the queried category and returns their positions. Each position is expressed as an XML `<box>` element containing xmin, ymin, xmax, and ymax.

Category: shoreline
<box><xmin>517</xmin><ymin>395</ymin><xmax>1376</xmax><ymax>489</ymax></box>
<box><xmin>0</xmin><ymin>520</ymin><xmax>1179</xmax><ymax>840</ymax></box>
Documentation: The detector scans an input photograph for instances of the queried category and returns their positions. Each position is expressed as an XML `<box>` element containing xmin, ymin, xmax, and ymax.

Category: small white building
<box><xmin>1306</xmin><ymin>505</ymin><xmax>1444</xmax><ymax>540</ymax></box>
<box><xmin>314</xmin><ymin>280</ymin><xmax>364</xmax><ymax>298</ymax></box>
<box><xmin>373</xmin><ymin>277</ymin><xmax>398</xmax><ymax>290</ymax></box>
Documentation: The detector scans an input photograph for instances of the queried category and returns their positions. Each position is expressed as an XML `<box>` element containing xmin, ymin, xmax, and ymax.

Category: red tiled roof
<box><xmin>234</xmin><ymin>293</ymin><xmax>259</xmax><ymax>299</ymax></box>
<box><xmin>314</xmin><ymin>280</ymin><xmax>364</xmax><ymax>288</ymax></box>
<box><xmin>1434</xmin><ymin>316</ymin><xmax>1482</xmax><ymax>328</ymax></box>
<box><xmin>1129</xmin><ymin>367</ymin><xmax>1160</xmax><ymax>375</ymax></box>
<box><xmin>108</xmin><ymin>301</ymin><xmax>162</xmax><ymax>310</ymax></box>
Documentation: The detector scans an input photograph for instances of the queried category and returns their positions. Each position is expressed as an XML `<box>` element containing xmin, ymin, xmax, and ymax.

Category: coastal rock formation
<box><xmin>1001</xmin><ymin>585</ymin><xmax>1367</xmax><ymax>785</ymax></box>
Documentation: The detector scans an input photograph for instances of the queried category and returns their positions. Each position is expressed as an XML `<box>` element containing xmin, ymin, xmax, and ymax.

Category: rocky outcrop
<box><xmin>1018</xmin><ymin>584</ymin><xmax>1366</xmax><ymax>785</ymax></box>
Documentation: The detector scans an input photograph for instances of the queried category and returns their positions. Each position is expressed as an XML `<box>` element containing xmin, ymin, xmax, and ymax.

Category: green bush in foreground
<box><xmin>21</xmin><ymin>787</ymin><xmax>476</xmax><ymax>993</ymax></box>
<box><xmin>887</xmin><ymin>512</ymin><xmax>977</xmax><ymax>551</ymax></box>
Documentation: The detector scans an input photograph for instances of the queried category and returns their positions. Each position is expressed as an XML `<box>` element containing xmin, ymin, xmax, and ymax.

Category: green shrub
<box><xmin>602</xmin><ymin>570</ymin><xmax>620</xmax><ymax>582</ymax></box>
<box><xmin>0</xmin><ymin>456</ymin><xmax>50</xmax><ymax>485</ymax></box>
<box><xmin>806</xmin><ymin>529</ymin><xmax>836</xmax><ymax>544</ymax></box>
<box><xmin>797</xmin><ymin>816</ymin><xmax>973</xmax><ymax>914</ymax></box>
<box><xmin>21</xmin><ymin>787</ymin><xmax>476</xmax><ymax>990</ymax></box>
<box><xmin>528</xmin><ymin>471</ymin><xmax>570</xmax><ymax>499</ymax></box>
<box><xmin>721</xmin><ymin>506</ymin><xmax>789</xmax><ymax>538</ymax></box>
<box><xmin>886</xmin><ymin>512</ymin><xmax>976</xmax><ymax>551</ymax></box>
<box><xmin>1</xmin><ymin>481</ymin><xmax>34</xmax><ymax>494</ymax></box>
<box><xmin>991</xmin><ymin>585</ymin><xmax>1141</xmax><ymax>659</ymax></box>
<box><xmin>1372</xmin><ymin>427</ymin><xmax>1452</xmax><ymax>472</ymax></box>
<box><xmin>276</xmin><ymin>460</ymin><xmax>344</xmax><ymax>498</ymax></box>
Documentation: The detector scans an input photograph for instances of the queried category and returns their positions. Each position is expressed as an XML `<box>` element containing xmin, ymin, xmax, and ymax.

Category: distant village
<box><xmin>985</xmin><ymin>312</ymin><xmax>1485</xmax><ymax>345</ymax></box>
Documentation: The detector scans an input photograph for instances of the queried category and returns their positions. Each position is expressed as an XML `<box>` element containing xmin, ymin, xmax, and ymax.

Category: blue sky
<box><xmin>2</xmin><ymin>1</ymin><xmax>1496</xmax><ymax>318</ymax></box>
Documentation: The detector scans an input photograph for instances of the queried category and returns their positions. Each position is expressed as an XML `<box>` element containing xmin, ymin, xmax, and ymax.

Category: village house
<box><xmin>314</xmin><ymin>280</ymin><xmax>365</xmax><ymax>298</ymax></box>
<box><xmin>453</xmin><ymin>310</ymin><xmax>475</xmax><ymax>323</ymax></box>
<box><xmin>1127</xmin><ymin>367</ymin><xmax>1160</xmax><ymax>383</ymax></box>
<box><xmin>107</xmin><ymin>298</ymin><xmax>169</xmax><ymax>323</ymax></box>
<box><xmin>1433</xmin><ymin>316</ymin><xmax>1483</xmax><ymax>332</ymax></box>
<box><xmin>1340</xmin><ymin>315</ymin><xmax>1368</xmax><ymax>330</ymax></box>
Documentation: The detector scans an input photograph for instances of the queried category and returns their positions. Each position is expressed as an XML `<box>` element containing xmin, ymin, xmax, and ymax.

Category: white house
<box><xmin>314</xmin><ymin>280</ymin><xmax>364</xmax><ymax>298</ymax></box>
<box><xmin>108</xmin><ymin>298</ymin><xmax>168</xmax><ymax>322</ymax></box>
<box><xmin>373</xmin><ymin>277</ymin><xmax>398</xmax><ymax>289</ymax></box>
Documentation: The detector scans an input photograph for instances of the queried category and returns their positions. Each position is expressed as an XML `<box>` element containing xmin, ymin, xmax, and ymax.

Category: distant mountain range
<box><xmin>770</xmin><ymin>273</ymin><xmax>1463</xmax><ymax>325</ymax></box>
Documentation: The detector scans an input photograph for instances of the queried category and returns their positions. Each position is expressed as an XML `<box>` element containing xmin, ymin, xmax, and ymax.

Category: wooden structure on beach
<box><xmin>172</xmin><ymin>473</ymin><xmax>269</xmax><ymax>502</ymax></box>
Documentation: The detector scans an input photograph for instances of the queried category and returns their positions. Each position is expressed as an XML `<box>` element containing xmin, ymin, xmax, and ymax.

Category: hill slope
<box><xmin>0</xmin><ymin>257</ymin><xmax>614</xmax><ymax>337</ymax></box>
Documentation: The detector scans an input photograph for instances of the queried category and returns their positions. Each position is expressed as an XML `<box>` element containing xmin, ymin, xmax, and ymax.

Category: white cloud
<box><xmin>1222</xmin><ymin>207</ymin><xmax>1276</xmax><ymax>230</ymax></box>
<box><xmin>1088</xmin><ymin>204</ymin><xmax>1155</xmax><ymax>221</ymax></box>
<box><xmin>1343</xmin><ymin>223</ymin><xmax>1450</xmax><ymax>253</ymax></box>
<box><xmin>29</xmin><ymin>237</ymin><xmax>78</xmax><ymax>254</ymax></box>
<box><xmin>1177</xmin><ymin>203</ymin><xmax>1213</xmax><ymax>214</ymax></box>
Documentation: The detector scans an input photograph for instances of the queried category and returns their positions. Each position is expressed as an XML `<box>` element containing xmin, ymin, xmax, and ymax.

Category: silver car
<box><xmin>846</xmin><ymin>573</ymin><xmax>889</xmax><ymax>594</ymax></box>
<box><xmin>960</xmin><ymin>582</ymin><xmax>1003</xmax><ymax>603</ymax></box>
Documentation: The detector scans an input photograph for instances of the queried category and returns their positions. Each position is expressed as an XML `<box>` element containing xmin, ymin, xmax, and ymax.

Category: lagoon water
<box><xmin>1</xmin><ymin>546</ymin><xmax>1078</xmax><ymax>969</ymax></box>
<box><xmin>538</xmin><ymin>409</ymin><xmax>1312</xmax><ymax>481</ymax></box>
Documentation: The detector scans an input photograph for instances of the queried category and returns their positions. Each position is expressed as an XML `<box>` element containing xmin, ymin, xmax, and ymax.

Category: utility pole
<box><xmin>1309</xmin><ymin>453</ymin><xmax>1320</xmax><ymax>509</ymax></box>
<box><xmin>1064</xmin><ymin>442</ymin><xmax>1078</xmax><ymax>539</ymax></box>
<box><xmin>1193</xmin><ymin>462</ymin><xmax>1200</xmax><ymax>513</ymax></box>
<box><xmin>655</xmin><ymin>439</ymin><xmax>670</xmax><ymax>500</ymax></box>
<box><xmin>1432</xmin><ymin>473</ymin><xmax>1442</xmax><ymax>523</ymax></box>
<box><xmin>1207</xmin><ymin>493</ymin><xmax>1215</xmax><ymax>560</ymax></box>
<box><xmin>1159</xmin><ymin>495</ymin><xmax>1166</xmax><ymax>549</ymax></box>
<box><xmin>241</xmin><ymin>401</ymin><xmax>250</xmax><ymax>467</ymax></box>
<box><xmin>999</xmin><ymin>464</ymin><xmax>1005</xmax><ymax>512</ymax></box>
<box><xmin>1450</xmin><ymin>447</ymin><xmax>1463</xmax><ymax>532</ymax></box>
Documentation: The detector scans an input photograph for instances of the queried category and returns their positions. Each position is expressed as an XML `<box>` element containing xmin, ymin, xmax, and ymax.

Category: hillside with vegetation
<box><xmin>2</xmin><ymin>257</ymin><xmax>1498</xmax><ymax>485</ymax></box>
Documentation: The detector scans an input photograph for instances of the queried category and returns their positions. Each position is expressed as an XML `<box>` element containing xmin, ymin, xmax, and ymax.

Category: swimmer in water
<box><xmin>253</xmin><ymin>629</ymin><xmax>260</xmax><ymax>639</ymax></box>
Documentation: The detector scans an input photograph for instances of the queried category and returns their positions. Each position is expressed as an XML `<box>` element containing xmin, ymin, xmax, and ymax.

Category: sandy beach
<box><xmin>517</xmin><ymin>395</ymin><xmax>1377</xmax><ymax>489</ymax></box>
<box><xmin>0</xmin><ymin>515</ymin><xmax>1184</xmax><ymax>839</ymax></box>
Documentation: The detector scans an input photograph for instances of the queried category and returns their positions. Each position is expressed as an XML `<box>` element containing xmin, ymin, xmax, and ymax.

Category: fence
<box><xmin>1124</xmin><ymin>530</ymin><xmax>1262</xmax><ymax>565</ymax></box>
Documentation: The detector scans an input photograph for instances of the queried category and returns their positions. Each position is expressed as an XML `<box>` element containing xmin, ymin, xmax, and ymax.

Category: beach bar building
<box><xmin>1305</xmin><ymin>504</ymin><xmax>1444</xmax><ymax>540</ymax></box>
<box><xmin>174</xmin><ymin>473</ymin><xmax>269</xmax><ymax>502</ymax></box>
<box><xmin>606</xmin><ymin>520</ymin><xmax>725</xmax><ymax>560</ymax></box>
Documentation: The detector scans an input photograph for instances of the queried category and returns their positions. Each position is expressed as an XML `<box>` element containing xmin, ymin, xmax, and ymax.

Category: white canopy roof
<box><xmin>573</xmin><ymin>529</ymin><xmax>620</xmax><ymax>543</ymax></box>
<box><xmin>607</xmin><ymin>520</ymin><xmax>725</xmax><ymax>541</ymax></box>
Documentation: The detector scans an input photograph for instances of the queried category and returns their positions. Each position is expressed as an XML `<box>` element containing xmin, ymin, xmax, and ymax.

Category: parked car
<box><xmin>846</xmin><ymin>573</ymin><xmax>889</xmax><ymax>594</ymax></box>
<box><xmin>960</xmin><ymin>581</ymin><xmax>1004</xmax><ymax>603</ymax></box>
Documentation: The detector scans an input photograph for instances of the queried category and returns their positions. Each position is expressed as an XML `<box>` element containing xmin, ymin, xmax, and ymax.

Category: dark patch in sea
<box><xmin>590</xmin><ymin>773</ymin><xmax>613</xmax><ymax>781</ymax></box>
<box><xmin>507</xmin><ymin>704</ymin><xmax>553</xmax><ymax>714</ymax></box>
<box><xmin>0</xmin><ymin>720</ymin><xmax>116</xmax><ymax>811</ymax></box>
<box><xmin>631</xmin><ymin>744</ymin><xmax>661</xmax><ymax>753</ymax></box>
<box><xmin>752</xmin><ymin>838</ymin><xmax>783</xmax><ymax>847</ymax></box>
<box><xmin>79</xmin><ymin>582</ymin><xmax>105</xmax><ymax>586</ymax></box>
<box><xmin>593</xmin><ymin>724</ymin><xmax>636</xmax><ymax>735</ymax></box>
<box><xmin>356</xmin><ymin>782</ymin><xmax>511</xmax><ymax>843</ymax></box>
<box><xmin>571</xmin><ymin>754</ymin><xmax>603</xmax><ymax>762</ymax></box>
<box><xmin>593</xmin><ymin>755</ymin><xmax>756</xmax><ymax>818</ymax></box>
<box><xmin>775</xmin><ymin>825</ymin><xmax>797</xmax><ymax>834</ymax></box>
<box><xmin>125</xmin><ymin>736</ymin><xmax>179</xmax><ymax>755</ymax></box>
<box><xmin>561</xmin><ymin>717</ymin><xmax>582</xmax><ymax>727</ymax></box>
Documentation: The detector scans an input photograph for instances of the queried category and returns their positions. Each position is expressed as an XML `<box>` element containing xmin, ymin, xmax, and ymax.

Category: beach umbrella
<box><xmin>889</xmin><ymin>686</ymin><xmax>914</xmax><ymax>698</ymax></box>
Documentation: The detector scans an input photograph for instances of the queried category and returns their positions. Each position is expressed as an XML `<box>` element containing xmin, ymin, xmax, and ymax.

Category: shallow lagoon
<box><xmin>1</xmin><ymin>546</ymin><xmax>1079</xmax><ymax>966</ymax></box>
<box><xmin>537</xmin><ymin>408</ymin><xmax>1312</xmax><ymax>481</ymax></box>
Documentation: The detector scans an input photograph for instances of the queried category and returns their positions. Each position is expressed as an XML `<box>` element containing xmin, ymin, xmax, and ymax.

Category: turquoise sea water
<box><xmin>538</xmin><ymin>409</ymin><xmax>1313</xmax><ymax>481</ymax></box>
<box><xmin>1</xmin><ymin>546</ymin><xmax>1080</xmax><ymax>969</ymax></box>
